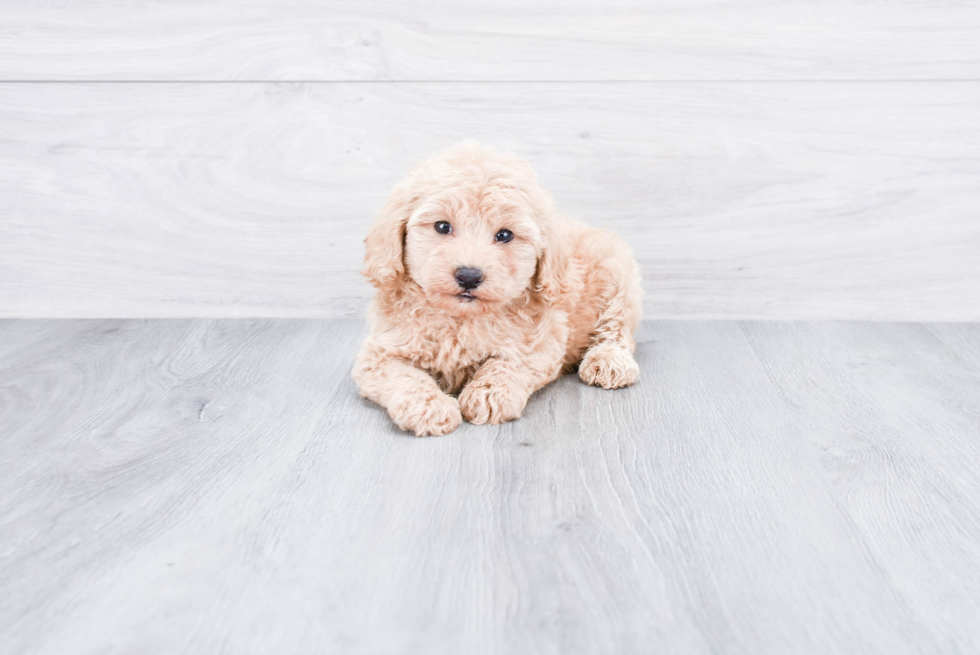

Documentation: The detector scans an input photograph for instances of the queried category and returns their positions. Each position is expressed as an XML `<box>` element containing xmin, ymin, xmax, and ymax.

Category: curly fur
<box><xmin>353</xmin><ymin>142</ymin><xmax>642</xmax><ymax>436</ymax></box>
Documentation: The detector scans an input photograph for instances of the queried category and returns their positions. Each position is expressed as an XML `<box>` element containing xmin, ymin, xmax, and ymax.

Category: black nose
<box><xmin>455</xmin><ymin>267</ymin><xmax>484</xmax><ymax>290</ymax></box>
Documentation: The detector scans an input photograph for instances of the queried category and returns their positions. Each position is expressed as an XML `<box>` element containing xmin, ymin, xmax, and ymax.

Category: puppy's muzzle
<box><xmin>455</xmin><ymin>267</ymin><xmax>484</xmax><ymax>290</ymax></box>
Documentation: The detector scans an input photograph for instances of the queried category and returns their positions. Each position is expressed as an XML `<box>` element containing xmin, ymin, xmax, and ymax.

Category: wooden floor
<box><xmin>1</xmin><ymin>318</ymin><xmax>978</xmax><ymax>654</ymax></box>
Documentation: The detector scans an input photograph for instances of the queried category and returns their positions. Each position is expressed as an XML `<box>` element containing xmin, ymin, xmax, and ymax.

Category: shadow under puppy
<box><xmin>353</xmin><ymin>142</ymin><xmax>642</xmax><ymax>436</ymax></box>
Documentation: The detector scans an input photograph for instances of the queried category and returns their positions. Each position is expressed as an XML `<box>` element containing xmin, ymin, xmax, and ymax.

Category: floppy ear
<box><xmin>362</xmin><ymin>180</ymin><xmax>419</xmax><ymax>288</ymax></box>
<box><xmin>534</xmin><ymin>210</ymin><xmax>568</xmax><ymax>305</ymax></box>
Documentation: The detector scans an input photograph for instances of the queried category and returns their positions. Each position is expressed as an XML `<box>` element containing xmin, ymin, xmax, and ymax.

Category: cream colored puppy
<box><xmin>353</xmin><ymin>142</ymin><xmax>642</xmax><ymax>436</ymax></box>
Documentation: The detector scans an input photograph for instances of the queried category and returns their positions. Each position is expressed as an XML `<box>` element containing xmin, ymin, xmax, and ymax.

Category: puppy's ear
<box><xmin>534</xmin><ymin>213</ymin><xmax>567</xmax><ymax>305</ymax></box>
<box><xmin>362</xmin><ymin>180</ymin><xmax>418</xmax><ymax>288</ymax></box>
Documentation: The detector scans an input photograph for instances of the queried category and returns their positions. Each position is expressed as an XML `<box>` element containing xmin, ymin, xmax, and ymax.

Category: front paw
<box><xmin>459</xmin><ymin>378</ymin><xmax>528</xmax><ymax>425</ymax></box>
<box><xmin>388</xmin><ymin>388</ymin><xmax>462</xmax><ymax>437</ymax></box>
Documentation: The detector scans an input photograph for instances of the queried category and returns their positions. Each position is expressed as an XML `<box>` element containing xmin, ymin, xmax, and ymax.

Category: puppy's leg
<box><xmin>579</xmin><ymin>240</ymin><xmax>642</xmax><ymax>390</ymax></box>
<box><xmin>353</xmin><ymin>343</ymin><xmax>461</xmax><ymax>437</ymax></box>
<box><xmin>458</xmin><ymin>360</ymin><xmax>532</xmax><ymax>425</ymax></box>
<box><xmin>459</xmin><ymin>341</ymin><xmax>565</xmax><ymax>425</ymax></box>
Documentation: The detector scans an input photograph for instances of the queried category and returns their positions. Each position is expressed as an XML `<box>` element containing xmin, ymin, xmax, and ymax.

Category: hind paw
<box><xmin>579</xmin><ymin>344</ymin><xmax>639</xmax><ymax>389</ymax></box>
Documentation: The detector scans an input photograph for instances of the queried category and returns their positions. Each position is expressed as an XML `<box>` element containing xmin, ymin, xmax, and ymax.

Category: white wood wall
<box><xmin>1</xmin><ymin>1</ymin><xmax>979</xmax><ymax>319</ymax></box>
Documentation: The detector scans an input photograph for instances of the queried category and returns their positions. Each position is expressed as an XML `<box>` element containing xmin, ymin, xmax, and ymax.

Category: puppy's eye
<box><xmin>495</xmin><ymin>229</ymin><xmax>514</xmax><ymax>243</ymax></box>
<box><xmin>434</xmin><ymin>221</ymin><xmax>452</xmax><ymax>235</ymax></box>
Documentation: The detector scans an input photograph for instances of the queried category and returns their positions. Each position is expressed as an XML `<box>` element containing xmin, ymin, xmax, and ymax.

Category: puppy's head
<box><xmin>363</xmin><ymin>142</ymin><xmax>560</xmax><ymax>316</ymax></box>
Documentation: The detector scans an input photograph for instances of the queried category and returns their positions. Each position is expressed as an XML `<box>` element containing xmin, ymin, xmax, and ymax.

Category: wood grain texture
<box><xmin>1</xmin><ymin>319</ymin><xmax>979</xmax><ymax>654</ymax></box>
<box><xmin>1</xmin><ymin>0</ymin><xmax>980</xmax><ymax>81</ymax></box>
<box><xmin>742</xmin><ymin>321</ymin><xmax>980</xmax><ymax>649</ymax></box>
<box><xmin>2</xmin><ymin>82</ymin><xmax>979</xmax><ymax>320</ymax></box>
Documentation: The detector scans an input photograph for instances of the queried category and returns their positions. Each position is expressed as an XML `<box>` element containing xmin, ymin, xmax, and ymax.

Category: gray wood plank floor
<box><xmin>1</xmin><ymin>319</ymin><xmax>978</xmax><ymax>654</ymax></box>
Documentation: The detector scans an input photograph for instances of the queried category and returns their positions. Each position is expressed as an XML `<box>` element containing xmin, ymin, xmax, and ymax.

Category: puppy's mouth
<box><xmin>454</xmin><ymin>292</ymin><xmax>480</xmax><ymax>303</ymax></box>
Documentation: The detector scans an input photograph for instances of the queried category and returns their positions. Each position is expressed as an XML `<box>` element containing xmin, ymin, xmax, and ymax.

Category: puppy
<box><xmin>353</xmin><ymin>142</ymin><xmax>642</xmax><ymax>436</ymax></box>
